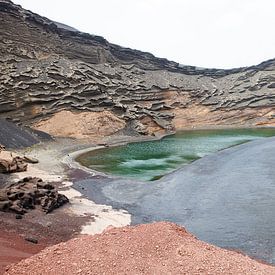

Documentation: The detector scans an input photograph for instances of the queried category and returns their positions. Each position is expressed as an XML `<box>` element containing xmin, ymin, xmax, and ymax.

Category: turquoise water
<box><xmin>77</xmin><ymin>128</ymin><xmax>275</xmax><ymax>181</ymax></box>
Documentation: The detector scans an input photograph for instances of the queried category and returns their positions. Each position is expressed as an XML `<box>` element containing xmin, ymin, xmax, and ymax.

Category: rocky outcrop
<box><xmin>22</xmin><ymin>155</ymin><xmax>39</xmax><ymax>164</ymax></box>
<box><xmin>0</xmin><ymin>0</ymin><xmax>274</xmax><ymax>138</ymax></box>
<box><xmin>0</xmin><ymin>145</ymin><xmax>28</xmax><ymax>173</ymax></box>
<box><xmin>0</xmin><ymin>177</ymin><xmax>69</xmax><ymax>214</ymax></box>
<box><xmin>0</xmin><ymin>156</ymin><xmax>27</xmax><ymax>173</ymax></box>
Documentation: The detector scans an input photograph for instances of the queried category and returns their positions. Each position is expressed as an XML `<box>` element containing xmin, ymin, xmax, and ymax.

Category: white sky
<box><xmin>13</xmin><ymin>0</ymin><xmax>275</xmax><ymax>69</ymax></box>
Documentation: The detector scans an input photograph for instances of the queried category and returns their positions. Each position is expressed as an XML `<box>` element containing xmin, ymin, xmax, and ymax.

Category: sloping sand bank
<box><xmin>5</xmin><ymin>222</ymin><xmax>275</xmax><ymax>275</ymax></box>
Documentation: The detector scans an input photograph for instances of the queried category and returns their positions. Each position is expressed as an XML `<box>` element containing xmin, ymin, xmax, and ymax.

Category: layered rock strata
<box><xmin>0</xmin><ymin>0</ymin><xmax>274</xmax><ymax>138</ymax></box>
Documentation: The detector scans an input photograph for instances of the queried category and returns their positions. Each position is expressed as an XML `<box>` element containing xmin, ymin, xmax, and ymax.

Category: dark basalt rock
<box><xmin>24</xmin><ymin>237</ymin><xmax>38</xmax><ymax>244</ymax></box>
<box><xmin>0</xmin><ymin>177</ymin><xmax>69</xmax><ymax>214</ymax></box>
<box><xmin>0</xmin><ymin>0</ymin><xmax>274</xmax><ymax>134</ymax></box>
<box><xmin>23</xmin><ymin>156</ymin><xmax>39</xmax><ymax>164</ymax></box>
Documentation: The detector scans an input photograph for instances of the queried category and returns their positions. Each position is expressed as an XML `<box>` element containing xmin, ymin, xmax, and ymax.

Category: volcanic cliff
<box><xmin>0</xmin><ymin>0</ymin><xmax>275</xmax><ymax>139</ymax></box>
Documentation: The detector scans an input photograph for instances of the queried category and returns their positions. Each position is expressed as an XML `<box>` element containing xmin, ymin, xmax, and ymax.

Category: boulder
<box><xmin>23</xmin><ymin>155</ymin><xmax>39</xmax><ymax>164</ymax></box>
<box><xmin>0</xmin><ymin>156</ymin><xmax>27</xmax><ymax>173</ymax></box>
<box><xmin>0</xmin><ymin>159</ymin><xmax>10</xmax><ymax>173</ymax></box>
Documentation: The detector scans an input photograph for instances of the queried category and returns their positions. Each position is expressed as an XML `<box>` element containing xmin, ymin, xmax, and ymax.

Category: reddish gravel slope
<box><xmin>5</xmin><ymin>222</ymin><xmax>275</xmax><ymax>275</ymax></box>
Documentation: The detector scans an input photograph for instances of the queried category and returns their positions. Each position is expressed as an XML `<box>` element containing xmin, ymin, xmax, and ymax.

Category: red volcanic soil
<box><xmin>5</xmin><ymin>222</ymin><xmax>275</xmax><ymax>275</ymax></box>
<box><xmin>0</xmin><ymin>230</ymin><xmax>46</xmax><ymax>274</ymax></box>
<box><xmin>0</xmin><ymin>209</ymin><xmax>88</xmax><ymax>274</ymax></box>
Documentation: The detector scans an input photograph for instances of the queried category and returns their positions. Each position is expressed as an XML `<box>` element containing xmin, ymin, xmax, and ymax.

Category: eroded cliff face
<box><xmin>0</xmin><ymin>0</ymin><xmax>275</xmax><ymax>139</ymax></box>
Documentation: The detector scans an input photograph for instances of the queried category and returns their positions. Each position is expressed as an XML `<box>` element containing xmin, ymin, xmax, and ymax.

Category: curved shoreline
<box><xmin>12</xmin><ymin>139</ymin><xmax>132</xmax><ymax>235</ymax></box>
<box><xmin>70</xmin><ymin>126</ymin><xmax>275</xmax><ymax>182</ymax></box>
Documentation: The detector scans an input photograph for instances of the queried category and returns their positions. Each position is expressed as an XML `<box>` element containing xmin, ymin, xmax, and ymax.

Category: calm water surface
<box><xmin>77</xmin><ymin>128</ymin><xmax>275</xmax><ymax>181</ymax></box>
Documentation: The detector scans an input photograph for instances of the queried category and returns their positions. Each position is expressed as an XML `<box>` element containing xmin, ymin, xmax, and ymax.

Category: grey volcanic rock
<box><xmin>0</xmin><ymin>0</ymin><xmax>274</xmax><ymax>136</ymax></box>
<box><xmin>53</xmin><ymin>21</ymin><xmax>78</xmax><ymax>32</ymax></box>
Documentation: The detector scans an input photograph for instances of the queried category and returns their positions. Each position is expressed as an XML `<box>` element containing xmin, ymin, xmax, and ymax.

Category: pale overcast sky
<box><xmin>13</xmin><ymin>0</ymin><xmax>275</xmax><ymax>69</ymax></box>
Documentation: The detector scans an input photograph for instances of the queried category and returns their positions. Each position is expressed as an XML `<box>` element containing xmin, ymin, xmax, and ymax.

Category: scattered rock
<box><xmin>0</xmin><ymin>144</ymin><xmax>5</xmax><ymax>153</ymax></box>
<box><xmin>15</xmin><ymin>214</ymin><xmax>23</xmax><ymax>219</ymax></box>
<box><xmin>24</xmin><ymin>237</ymin><xmax>38</xmax><ymax>244</ymax></box>
<box><xmin>0</xmin><ymin>200</ymin><xmax>11</xmax><ymax>211</ymax></box>
<box><xmin>96</xmin><ymin>143</ymin><xmax>109</xmax><ymax>148</ymax></box>
<box><xmin>0</xmin><ymin>177</ymin><xmax>69</xmax><ymax>214</ymax></box>
<box><xmin>23</xmin><ymin>156</ymin><xmax>39</xmax><ymax>164</ymax></box>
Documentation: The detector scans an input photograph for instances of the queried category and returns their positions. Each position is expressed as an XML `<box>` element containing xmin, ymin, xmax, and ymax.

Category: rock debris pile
<box><xmin>0</xmin><ymin>177</ymin><xmax>69</xmax><ymax>215</ymax></box>
<box><xmin>0</xmin><ymin>145</ymin><xmax>28</xmax><ymax>173</ymax></box>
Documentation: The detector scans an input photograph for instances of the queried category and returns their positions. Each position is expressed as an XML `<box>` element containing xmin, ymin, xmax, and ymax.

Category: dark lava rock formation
<box><xmin>0</xmin><ymin>176</ymin><xmax>69</xmax><ymax>214</ymax></box>
<box><xmin>0</xmin><ymin>0</ymin><xmax>275</xmax><ymax>138</ymax></box>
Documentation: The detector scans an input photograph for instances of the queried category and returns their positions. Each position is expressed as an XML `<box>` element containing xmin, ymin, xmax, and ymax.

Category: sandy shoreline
<box><xmin>14</xmin><ymin>138</ymin><xmax>133</xmax><ymax>235</ymax></box>
<box><xmin>0</xmin><ymin>137</ymin><xmax>133</xmax><ymax>273</ymax></box>
<box><xmin>1</xmin><ymin>132</ymin><xmax>161</xmax><ymax>244</ymax></box>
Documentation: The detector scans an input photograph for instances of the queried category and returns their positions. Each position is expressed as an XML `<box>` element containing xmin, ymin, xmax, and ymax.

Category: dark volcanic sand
<box><xmin>0</xmin><ymin>119</ymin><xmax>51</xmax><ymax>149</ymax></box>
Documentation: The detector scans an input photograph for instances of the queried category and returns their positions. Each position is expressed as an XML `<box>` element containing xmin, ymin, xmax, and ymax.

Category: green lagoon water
<box><xmin>77</xmin><ymin>128</ymin><xmax>275</xmax><ymax>181</ymax></box>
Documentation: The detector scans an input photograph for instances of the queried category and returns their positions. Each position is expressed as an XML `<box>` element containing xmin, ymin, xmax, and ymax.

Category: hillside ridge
<box><xmin>0</xmin><ymin>0</ymin><xmax>274</xmax><ymax>138</ymax></box>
